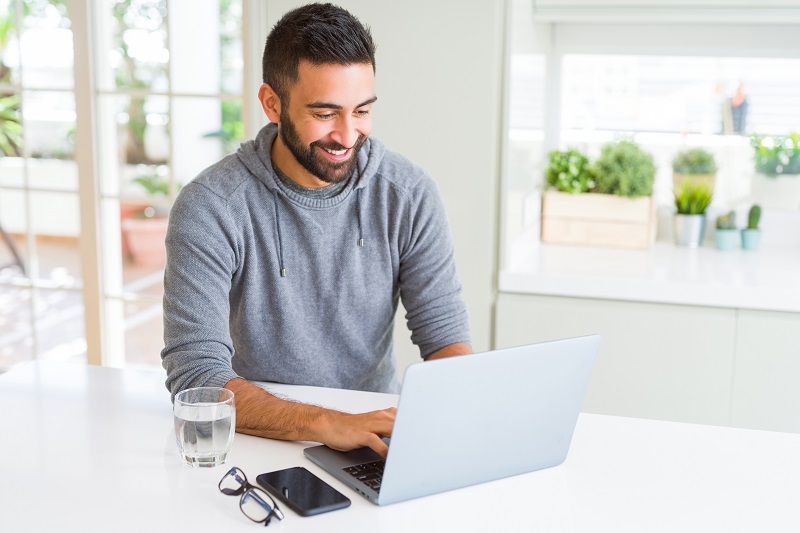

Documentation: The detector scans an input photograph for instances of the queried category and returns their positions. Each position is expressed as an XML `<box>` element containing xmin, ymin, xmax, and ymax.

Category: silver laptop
<box><xmin>304</xmin><ymin>335</ymin><xmax>600</xmax><ymax>506</ymax></box>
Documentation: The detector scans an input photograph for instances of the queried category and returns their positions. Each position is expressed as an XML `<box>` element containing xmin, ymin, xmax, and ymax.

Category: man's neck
<box><xmin>271</xmin><ymin>159</ymin><xmax>349</xmax><ymax>200</ymax></box>
<box><xmin>270</xmin><ymin>132</ymin><xmax>328</xmax><ymax>189</ymax></box>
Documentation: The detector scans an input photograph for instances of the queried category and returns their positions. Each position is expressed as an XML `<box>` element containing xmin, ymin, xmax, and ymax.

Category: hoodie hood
<box><xmin>234</xmin><ymin>122</ymin><xmax>385</xmax><ymax>277</ymax></box>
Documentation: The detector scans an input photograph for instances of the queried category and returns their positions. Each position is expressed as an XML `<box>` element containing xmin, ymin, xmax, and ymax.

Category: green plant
<box><xmin>129</xmin><ymin>174</ymin><xmax>179</xmax><ymax>218</ymax></box>
<box><xmin>1</xmin><ymin>3</ymin><xmax>69</xmax><ymax>158</ymax></box>
<box><xmin>112</xmin><ymin>0</ymin><xmax>168</xmax><ymax>165</ymax></box>
<box><xmin>0</xmin><ymin>93</ymin><xmax>22</xmax><ymax>156</ymax></box>
<box><xmin>203</xmin><ymin>100</ymin><xmax>244</xmax><ymax>155</ymax></box>
<box><xmin>751</xmin><ymin>133</ymin><xmax>800</xmax><ymax>176</ymax></box>
<box><xmin>0</xmin><ymin>13</ymin><xmax>14</xmax><ymax>83</ymax></box>
<box><xmin>544</xmin><ymin>148</ymin><xmax>595</xmax><ymax>194</ymax></box>
<box><xmin>592</xmin><ymin>141</ymin><xmax>656</xmax><ymax>198</ymax></box>
<box><xmin>674</xmin><ymin>181</ymin><xmax>713</xmax><ymax>215</ymax></box>
<box><xmin>747</xmin><ymin>204</ymin><xmax>761</xmax><ymax>230</ymax></box>
<box><xmin>132</xmin><ymin>174</ymin><xmax>171</xmax><ymax>196</ymax></box>
<box><xmin>715</xmin><ymin>211</ymin><xmax>736</xmax><ymax>230</ymax></box>
<box><xmin>672</xmin><ymin>148</ymin><xmax>718</xmax><ymax>175</ymax></box>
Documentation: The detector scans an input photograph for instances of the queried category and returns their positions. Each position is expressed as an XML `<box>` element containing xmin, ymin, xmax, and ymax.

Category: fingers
<box><xmin>360</xmin><ymin>408</ymin><xmax>396</xmax><ymax>457</ymax></box>
<box><xmin>382</xmin><ymin>409</ymin><xmax>395</xmax><ymax>437</ymax></box>
<box><xmin>343</xmin><ymin>410</ymin><xmax>393</xmax><ymax>449</ymax></box>
<box><xmin>363</xmin><ymin>432</ymin><xmax>390</xmax><ymax>458</ymax></box>
<box><xmin>319</xmin><ymin>407</ymin><xmax>396</xmax><ymax>457</ymax></box>
<box><xmin>368</xmin><ymin>407</ymin><xmax>396</xmax><ymax>438</ymax></box>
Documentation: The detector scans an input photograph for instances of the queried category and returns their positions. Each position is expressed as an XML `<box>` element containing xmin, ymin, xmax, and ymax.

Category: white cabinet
<box><xmin>732</xmin><ymin>310</ymin><xmax>800</xmax><ymax>433</ymax></box>
<box><xmin>496</xmin><ymin>293</ymin><xmax>800</xmax><ymax>432</ymax></box>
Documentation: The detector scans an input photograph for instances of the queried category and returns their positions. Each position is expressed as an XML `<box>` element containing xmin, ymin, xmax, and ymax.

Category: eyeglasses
<box><xmin>219</xmin><ymin>467</ymin><xmax>285</xmax><ymax>526</ymax></box>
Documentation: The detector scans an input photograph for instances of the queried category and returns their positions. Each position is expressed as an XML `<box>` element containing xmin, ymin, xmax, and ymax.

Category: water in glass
<box><xmin>174</xmin><ymin>388</ymin><xmax>235</xmax><ymax>467</ymax></box>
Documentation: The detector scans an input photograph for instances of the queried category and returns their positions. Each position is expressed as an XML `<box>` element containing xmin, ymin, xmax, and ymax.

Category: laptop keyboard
<box><xmin>343</xmin><ymin>460</ymin><xmax>385</xmax><ymax>492</ymax></box>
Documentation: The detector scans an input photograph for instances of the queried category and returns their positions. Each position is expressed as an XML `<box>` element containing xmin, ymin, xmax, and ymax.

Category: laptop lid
<box><xmin>305</xmin><ymin>334</ymin><xmax>600</xmax><ymax>505</ymax></box>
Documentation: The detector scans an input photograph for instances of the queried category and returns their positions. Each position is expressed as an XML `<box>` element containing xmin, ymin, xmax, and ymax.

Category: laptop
<box><xmin>304</xmin><ymin>335</ymin><xmax>600</xmax><ymax>506</ymax></box>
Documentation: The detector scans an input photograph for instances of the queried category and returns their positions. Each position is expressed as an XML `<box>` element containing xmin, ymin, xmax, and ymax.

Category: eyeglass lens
<box><xmin>219</xmin><ymin>467</ymin><xmax>284</xmax><ymax>525</ymax></box>
<box><xmin>219</xmin><ymin>467</ymin><xmax>248</xmax><ymax>495</ymax></box>
<box><xmin>240</xmin><ymin>488</ymin><xmax>278</xmax><ymax>523</ymax></box>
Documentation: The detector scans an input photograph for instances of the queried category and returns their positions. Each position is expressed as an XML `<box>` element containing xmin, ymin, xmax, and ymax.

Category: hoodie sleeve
<box><xmin>161</xmin><ymin>182</ymin><xmax>241</xmax><ymax>398</ymax></box>
<box><xmin>398</xmin><ymin>175</ymin><xmax>471</xmax><ymax>358</ymax></box>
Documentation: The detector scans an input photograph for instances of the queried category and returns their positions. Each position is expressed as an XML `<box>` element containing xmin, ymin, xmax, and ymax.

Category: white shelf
<box><xmin>499</xmin><ymin>241</ymin><xmax>800</xmax><ymax>313</ymax></box>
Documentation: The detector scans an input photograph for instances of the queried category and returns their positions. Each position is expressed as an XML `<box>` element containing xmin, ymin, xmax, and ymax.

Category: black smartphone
<box><xmin>256</xmin><ymin>467</ymin><xmax>351</xmax><ymax>517</ymax></box>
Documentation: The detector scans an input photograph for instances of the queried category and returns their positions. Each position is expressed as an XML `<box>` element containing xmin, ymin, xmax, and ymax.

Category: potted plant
<box><xmin>751</xmin><ymin>133</ymin><xmax>800</xmax><ymax>210</ymax></box>
<box><xmin>673</xmin><ymin>181</ymin><xmax>712</xmax><ymax>247</ymax></box>
<box><xmin>541</xmin><ymin>141</ymin><xmax>658</xmax><ymax>248</ymax></box>
<box><xmin>544</xmin><ymin>148</ymin><xmax>595</xmax><ymax>194</ymax></box>
<box><xmin>741</xmin><ymin>204</ymin><xmax>762</xmax><ymax>251</ymax></box>
<box><xmin>592</xmin><ymin>140</ymin><xmax>656</xmax><ymax>199</ymax></box>
<box><xmin>121</xmin><ymin>174</ymin><xmax>174</xmax><ymax>266</ymax></box>
<box><xmin>753</xmin><ymin>133</ymin><xmax>800</xmax><ymax>176</ymax></box>
<box><xmin>714</xmin><ymin>211</ymin><xmax>737</xmax><ymax>251</ymax></box>
<box><xmin>672</xmin><ymin>148</ymin><xmax>717</xmax><ymax>192</ymax></box>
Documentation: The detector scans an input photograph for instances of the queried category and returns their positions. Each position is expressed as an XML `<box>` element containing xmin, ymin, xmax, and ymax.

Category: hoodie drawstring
<box><xmin>272</xmin><ymin>194</ymin><xmax>286</xmax><ymax>277</ymax></box>
<box><xmin>272</xmin><ymin>182</ymin><xmax>364</xmax><ymax>278</ymax></box>
<box><xmin>356</xmin><ymin>188</ymin><xmax>364</xmax><ymax>247</ymax></box>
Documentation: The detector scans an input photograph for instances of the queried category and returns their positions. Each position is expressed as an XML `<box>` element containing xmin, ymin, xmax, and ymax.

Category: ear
<box><xmin>258</xmin><ymin>84</ymin><xmax>282</xmax><ymax>123</ymax></box>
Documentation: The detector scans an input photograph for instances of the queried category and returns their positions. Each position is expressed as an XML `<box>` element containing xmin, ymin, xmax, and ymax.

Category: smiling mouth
<box><xmin>317</xmin><ymin>145</ymin><xmax>352</xmax><ymax>161</ymax></box>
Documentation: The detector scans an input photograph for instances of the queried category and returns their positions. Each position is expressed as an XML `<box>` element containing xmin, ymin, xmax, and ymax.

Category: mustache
<box><xmin>312</xmin><ymin>135</ymin><xmax>365</xmax><ymax>152</ymax></box>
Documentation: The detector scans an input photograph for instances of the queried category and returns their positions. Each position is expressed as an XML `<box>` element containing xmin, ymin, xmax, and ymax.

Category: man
<box><xmin>161</xmin><ymin>3</ymin><xmax>471</xmax><ymax>458</ymax></box>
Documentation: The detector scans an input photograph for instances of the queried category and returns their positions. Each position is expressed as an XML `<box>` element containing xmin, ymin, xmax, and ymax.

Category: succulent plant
<box><xmin>715</xmin><ymin>211</ymin><xmax>736</xmax><ymax>230</ymax></box>
<box><xmin>747</xmin><ymin>204</ymin><xmax>761</xmax><ymax>230</ymax></box>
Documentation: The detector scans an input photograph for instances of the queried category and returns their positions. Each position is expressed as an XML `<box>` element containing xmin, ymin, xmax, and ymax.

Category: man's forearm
<box><xmin>427</xmin><ymin>342</ymin><xmax>472</xmax><ymax>360</ymax></box>
<box><xmin>224</xmin><ymin>377</ymin><xmax>329</xmax><ymax>441</ymax></box>
<box><xmin>223</xmin><ymin>377</ymin><xmax>396</xmax><ymax>457</ymax></box>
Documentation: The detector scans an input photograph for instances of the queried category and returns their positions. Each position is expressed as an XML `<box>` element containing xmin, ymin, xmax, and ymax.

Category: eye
<box><xmin>314</xmin><ymin>113</ymin><xmax>335</xmax><ymax>120</ymax></box>
<box><xmin>355</xmin><ymin>109</ymin><xmax>371</xmax><ymax>117</ymax></box>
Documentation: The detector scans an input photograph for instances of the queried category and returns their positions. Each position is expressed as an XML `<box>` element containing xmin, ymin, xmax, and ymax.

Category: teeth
<box><xmin>324</xmin><ymin>148</ymin><xmax>347</xmax><ymax>155</ymax></box>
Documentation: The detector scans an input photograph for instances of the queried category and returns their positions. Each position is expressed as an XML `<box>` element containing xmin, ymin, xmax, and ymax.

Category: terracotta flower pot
<box><xmin>121</xmin><ymin>216</ymin><xmax>169</xmax><ymax>266</ymax></box>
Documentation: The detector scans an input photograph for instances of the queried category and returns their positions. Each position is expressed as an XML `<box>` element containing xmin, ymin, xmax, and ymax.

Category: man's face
<box><xmin>277</xmin><ymin>61</ymin><xmax>376</xmax><ymax>185</ymax></box>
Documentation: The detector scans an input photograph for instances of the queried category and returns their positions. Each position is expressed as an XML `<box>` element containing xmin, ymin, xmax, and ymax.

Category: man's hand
<box><xmin>224</xmin><ymin>378</ymin><xmax>396</xmax><ymax>457</ymax></box>
<box><xmin>312</xmin><ymin>408</ymin><xmax>396</xmax><ymax>458</ymax></box>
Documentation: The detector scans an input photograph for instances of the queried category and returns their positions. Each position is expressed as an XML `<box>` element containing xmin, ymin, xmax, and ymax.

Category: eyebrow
<box><xmin>306</xmin><ymin>96</ymin><xmax>378</xmax><ymax>110</ymax></box>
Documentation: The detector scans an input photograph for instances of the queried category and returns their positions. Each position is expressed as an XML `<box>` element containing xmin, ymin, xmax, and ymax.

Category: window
<box><xmin>0</xmin><ymin>0</ymin><xmax>247</xmax><ymax>372</ymax></box>
<box><xmin>502</xmin><ymin>4</ymin><xmax>800</xmax><ymax>267</ymax></box>
<box><xmin>0</xmin><ymin>0</ymin><xmax>83</xmax><ymax>369</ymax></box>
<box><xmin>559</xmin><ymin>54</ymin><xmax>800</xmax><ymax>210</ymax></box>
<box><xmin>93</xmin><ymin>0</ymin><xmax>244</xmax><ymax>367</ymax></box>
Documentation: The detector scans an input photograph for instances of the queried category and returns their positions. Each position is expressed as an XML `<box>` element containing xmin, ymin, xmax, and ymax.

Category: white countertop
<box><xmin>500</xmin><ymin>241</ymin><xmax>800</xmax><ymax>312</ymax></box>
<box><xmin>2</xmin><ymin>361</ymin><xmax>800</xmax><ymax>532</ymax></box>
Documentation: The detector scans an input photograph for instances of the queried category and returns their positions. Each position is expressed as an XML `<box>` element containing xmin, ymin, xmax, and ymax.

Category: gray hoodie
<box><xmin>161</xmin><ymin>123</ymin><xmax>470</xmax><ymax>397</ymax></box>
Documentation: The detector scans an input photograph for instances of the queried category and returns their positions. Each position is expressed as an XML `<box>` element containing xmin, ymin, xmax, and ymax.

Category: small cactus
<box><xmin>748</xmin><ymin>204</ymin><xmax>761</xmax><ymax>230</ymax></box>
<box><xmin>716</xmin><ymin>211</ymin><xmax>736</xmax><ymax>230</ymax></box>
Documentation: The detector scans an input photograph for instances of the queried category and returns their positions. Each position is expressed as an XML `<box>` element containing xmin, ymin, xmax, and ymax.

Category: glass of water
<box><xmin>174</xmin><ymin>387</ymin><xmax>236</xmax><ymax>468</ymax></box>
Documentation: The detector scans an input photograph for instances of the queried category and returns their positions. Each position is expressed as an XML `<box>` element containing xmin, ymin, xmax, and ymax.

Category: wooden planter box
<box><xmin>541</xmin><ymin>190</ymin><xmax>657</xmax><ymax>249</ymax></box>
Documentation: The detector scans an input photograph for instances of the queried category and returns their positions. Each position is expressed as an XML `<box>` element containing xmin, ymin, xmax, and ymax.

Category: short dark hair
<box><xmin>263</xmin><ymin>3</ymin><xmax>376</xmax><ymax>102</ymax></box>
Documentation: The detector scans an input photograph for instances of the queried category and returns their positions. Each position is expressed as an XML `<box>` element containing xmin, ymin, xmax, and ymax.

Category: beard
<box><xmin>278</xmin><ymin>111</ymin><xmax>367</xmax><ymax>185</ymax></box>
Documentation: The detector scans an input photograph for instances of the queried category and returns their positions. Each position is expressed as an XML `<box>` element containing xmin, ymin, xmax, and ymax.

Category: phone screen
<box><xmin>256</xmin><ymin>467</ymin><xmax>351</xmax><ymax>517</ymax></box>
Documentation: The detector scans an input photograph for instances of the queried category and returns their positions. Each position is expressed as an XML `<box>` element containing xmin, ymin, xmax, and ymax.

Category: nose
<box><xmin>329</xmin><ymin>115</ymin><xmax>360</xmax><ymax>149</ymax></box>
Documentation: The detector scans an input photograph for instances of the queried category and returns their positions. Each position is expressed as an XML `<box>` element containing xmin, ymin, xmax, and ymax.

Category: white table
<box><xmin>1</xmin><ymin>361</ymin><xmax>799</xmax><ymax>532</ymax></box>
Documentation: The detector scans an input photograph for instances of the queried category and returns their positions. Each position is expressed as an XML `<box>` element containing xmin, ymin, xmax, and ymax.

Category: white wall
<box><xmin>263</xmin><ymin>1</ymin><xmax>506</xmax><ymax>374</ymax></box>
